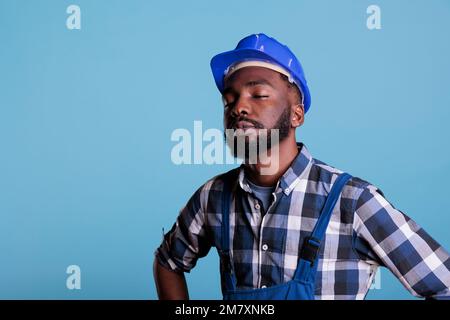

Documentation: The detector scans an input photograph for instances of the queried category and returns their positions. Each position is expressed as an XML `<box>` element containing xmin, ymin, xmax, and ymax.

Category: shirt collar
<box><xmin>238</xmin><ymin>142</ymin><xmax>313</xmax><ymax>196</ymax></box>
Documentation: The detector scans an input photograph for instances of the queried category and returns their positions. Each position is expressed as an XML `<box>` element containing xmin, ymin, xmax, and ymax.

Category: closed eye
<box><xmin>222</xmin><ymin>96</ymin><xmax>234</xmax><ymax>109</ymax></box>
<box><xmin>223</xmin><ymin>101</ymin><xmax>234</xmax><ymax>109</ymax></box>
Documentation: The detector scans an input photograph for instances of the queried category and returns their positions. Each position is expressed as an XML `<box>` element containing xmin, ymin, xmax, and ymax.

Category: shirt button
<box><xmin>255</xmin><ymin>203</ymin><xmax>261</xmax><ymax>210</ymax></box>
<box><xmin>285</xmin><ymin>187</ymin><xmax>290</xmax><ymax>193</ymax></box>
<box><xmin>262</xmin><ymin>244</ymin><xmax>268</xmax><ymax>251</ymax></box>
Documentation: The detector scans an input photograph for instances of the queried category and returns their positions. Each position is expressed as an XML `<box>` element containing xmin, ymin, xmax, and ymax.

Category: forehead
<box><xmin>223</xmin><ymin>66</ymin><xmax>284</xmax><ymax>90</ymax></box>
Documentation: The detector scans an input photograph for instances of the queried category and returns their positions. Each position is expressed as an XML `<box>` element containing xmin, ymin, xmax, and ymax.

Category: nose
<box><xmin>230</xmin><ymin>95</ymin><xmax>251</xmax><ymax>118</ymax></box>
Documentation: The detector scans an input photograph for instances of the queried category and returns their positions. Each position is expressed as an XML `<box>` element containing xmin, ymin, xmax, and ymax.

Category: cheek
<box><xmin>264</xmin><ymin>95</ymin><xmax>288</xmax><ymax>113</ymax></box>
<box><xmin>264</xmin><ymin>107</ymin><xmax>284</xmax><ymax>123</ymax></box>
<box><xmin>223</xmin><ymin>110</ymin><xmax>233</xmax><ymax>127</ymax></box>
<box><xmin>263</xmin><ymin>105</ymin><xmax>290</xmax><ymax>128</ymax></box>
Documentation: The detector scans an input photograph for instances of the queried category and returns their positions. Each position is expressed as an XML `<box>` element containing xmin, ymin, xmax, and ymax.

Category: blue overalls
<box><xmin>219</xmin><ymin>170</ymin><xmax>353</xmax><ymax>300</ymax></box>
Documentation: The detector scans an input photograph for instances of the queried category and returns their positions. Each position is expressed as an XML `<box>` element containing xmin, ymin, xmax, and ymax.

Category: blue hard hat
<box><xmin>210</xmin><ymin>33</ymin><xmax>311</xmax><ymax>113</ymax></box>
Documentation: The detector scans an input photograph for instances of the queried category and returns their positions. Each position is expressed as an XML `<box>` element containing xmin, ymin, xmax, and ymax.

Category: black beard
<box><xmin>224</xmin><ymin>106</ymin><xmax>291</xmax><ymax>159</ymax></box>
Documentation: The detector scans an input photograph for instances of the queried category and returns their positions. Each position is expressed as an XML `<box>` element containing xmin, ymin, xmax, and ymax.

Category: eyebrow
<box><xmin>223</xmin><ymin>79</ymin><xmax>274</xmax><ymax>95</ymax></box>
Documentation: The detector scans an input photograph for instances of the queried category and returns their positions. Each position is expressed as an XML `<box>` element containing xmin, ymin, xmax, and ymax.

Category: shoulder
<box><xmin>201</xmin><ymin>166</ymin><xmax>240</xmax><ymax>192</ymax></box>
<box><xmin>308</xmin><ymin>157</ymin><xmax>381</xmax><ymax>206</ymax></box>
<box><xmin>186</xmin><ymin>167</ymin><xmax>241</xmax><ymax>210</ymax></box>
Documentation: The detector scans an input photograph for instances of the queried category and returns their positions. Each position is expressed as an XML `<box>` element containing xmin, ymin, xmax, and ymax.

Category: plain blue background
<box><xmin>0</xmin><ymin>0</ymin><xmax>449</xmax><ymax>299</ymax></box>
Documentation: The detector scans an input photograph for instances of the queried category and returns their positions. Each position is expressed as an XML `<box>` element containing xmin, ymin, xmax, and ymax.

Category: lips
<box><xmin>234</xmin><ymin>120</ymin><xmax>256</xmax><ymax>130</ymax></box>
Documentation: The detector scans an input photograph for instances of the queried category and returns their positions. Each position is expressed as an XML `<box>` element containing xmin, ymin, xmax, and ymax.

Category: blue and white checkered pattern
<box><xmin>155</xmin><ymin>143</ymin><xmax>450</xmax><ymax>299</ymax></box>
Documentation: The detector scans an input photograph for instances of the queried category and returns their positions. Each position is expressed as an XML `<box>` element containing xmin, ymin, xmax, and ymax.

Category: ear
<box><xmin>291</xmin><ymin>104</ymin><xmax>305</xmax><ymax>128</ymax></box>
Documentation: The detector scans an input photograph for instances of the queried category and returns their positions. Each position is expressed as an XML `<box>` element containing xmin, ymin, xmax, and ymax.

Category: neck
<box><xmin>243</xmin><ymin>134</ymin><xmax>299</xmax><ymax>187</ymax></box>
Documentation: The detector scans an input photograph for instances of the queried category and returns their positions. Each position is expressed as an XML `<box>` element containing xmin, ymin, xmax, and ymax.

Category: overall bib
<box><xmin>219</xmin><ymin>171</ymin><xmax>352</xmax><ymax>300</ymax></box>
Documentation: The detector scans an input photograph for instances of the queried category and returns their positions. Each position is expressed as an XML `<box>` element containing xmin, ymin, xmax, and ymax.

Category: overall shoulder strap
<box><xmin>221</xmin><ymin>168</ymin><xmax>239</xmax><ymax>252</ymax></box>
<box><xmin>299</xmin><ymin>172</ymin><xmax>353</xmax><ymax>266</ymax></box>
<box><xmin>220</xmin><ymin>168</ymin><xmax>239</xmax><ymax>291</ymax></box>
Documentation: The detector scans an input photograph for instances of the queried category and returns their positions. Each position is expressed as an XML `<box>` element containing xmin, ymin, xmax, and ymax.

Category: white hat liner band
<box><xmin>223</xmin><ymin>60</ymin><xmax>304</xmax><ymax>105</ymax></box>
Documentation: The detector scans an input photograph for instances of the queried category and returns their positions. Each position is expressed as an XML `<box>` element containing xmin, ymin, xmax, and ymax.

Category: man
<box><xmin>154</xmin><ymin>33</ymin><xmax>450</xmax><ymax>299</ymax></box>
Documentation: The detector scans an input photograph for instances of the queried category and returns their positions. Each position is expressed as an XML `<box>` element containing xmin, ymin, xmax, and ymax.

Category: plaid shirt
<box><xmin>155</xmin><ymin>142</ymin><xmax>450</xmax><ymax>299</ymax></box>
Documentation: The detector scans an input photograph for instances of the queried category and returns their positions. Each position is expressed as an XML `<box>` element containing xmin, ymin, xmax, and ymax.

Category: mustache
<box><xmin>227</xmin><ymin>116</ymin><xmax>264</xmax><ymax>129</ymax></box>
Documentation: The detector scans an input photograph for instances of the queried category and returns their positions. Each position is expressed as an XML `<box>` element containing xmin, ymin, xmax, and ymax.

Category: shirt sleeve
<box><xmin>154</xmin><ymin>182</ymin><xmax>212</xmax><ymax>273</ymax></box>
<box><xmin>353</xmin><ymin>184</ymin><xmax>450</xmax><ymax>299</ymax></box>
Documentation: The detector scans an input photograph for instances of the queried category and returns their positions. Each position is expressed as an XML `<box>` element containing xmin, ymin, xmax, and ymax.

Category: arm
<box><xmin>153</xmin><ymin>259</ymin><xmax>189</xmax><ymax>300</ymax></box>
<box><xmin>153</xmin><ymin>181</ymin><xmax>213</xmax><ymax>299</ymax></box>
<box><xmin>353</xmin><ymin>184</ymin><xmax>450</xmax><ymax>299</ymax></box>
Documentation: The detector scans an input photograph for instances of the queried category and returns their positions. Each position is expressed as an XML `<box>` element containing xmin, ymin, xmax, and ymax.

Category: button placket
<box><xmin>257</xmin><ymin>208</ymin><xmax>270</xmax><ymax>288</ymax></box>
